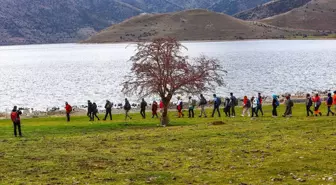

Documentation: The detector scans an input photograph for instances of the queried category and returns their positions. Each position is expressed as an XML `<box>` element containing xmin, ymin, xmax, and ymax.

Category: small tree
<box><xmin>122</xmin><ymin>38</ymin><xmax>226</xmax><ymax>126</ymax></box>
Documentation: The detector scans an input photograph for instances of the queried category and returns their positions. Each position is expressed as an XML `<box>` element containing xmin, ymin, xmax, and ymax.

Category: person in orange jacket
<box><xmin>11</xmin><ymin>106</ymin><xmax>22</xmax><ymax>137</ymax></box>
<box><xmin>65</xmin><ymin>102</ymin><xmax>72</xmax><ymax>122</ymax></box>
<box><xmin>326</xmin><ymin>93</ymin><xmax>335</xmax><ymax>116</ymax></box>
<box><xmin>312</xmin><ymin>94</ymin><xmax>322</xmax><ymax>116</ymax></box>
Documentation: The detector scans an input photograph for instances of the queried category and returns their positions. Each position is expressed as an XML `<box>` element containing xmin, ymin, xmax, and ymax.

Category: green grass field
<box><xmin>0</xmin><ymin>104</ymin><xmax>335</xmax><ymax>185</ymax></box>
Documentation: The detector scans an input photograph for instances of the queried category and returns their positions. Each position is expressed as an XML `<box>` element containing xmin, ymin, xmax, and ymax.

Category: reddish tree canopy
<box><xmin>122</xmin><ymin>37</ymin><xmax>226</xmax><ymax>125</ymax></box>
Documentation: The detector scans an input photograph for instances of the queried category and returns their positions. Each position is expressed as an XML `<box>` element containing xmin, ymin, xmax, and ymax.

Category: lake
<box><xmin>0</xmin><ymin>40</ymin><xmax>335</xmax><ymax>111</ymax></box>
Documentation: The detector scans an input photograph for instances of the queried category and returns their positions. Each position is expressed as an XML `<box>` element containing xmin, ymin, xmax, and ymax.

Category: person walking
<box><xmin>65</xmin><ymin>102</ymin><xmax>72</xmax><ymax>122</ymax></box>
<box><xmin>188</xmin><ymin>96</ymin><xmax>196</xmax><ymax>118</ymax></box>
<box><xmin>326</xmin><ymin>93</ymin><xmax>335</xmax><ymax>116</ymax></box>
<box><xmin>176</xmin><ymin>97</ymin><xmax>184</xmax><ymax>118</ymax></box>
<box><xmin>305</xmin><ymin>94</ymin><xmax>313</xmax><ymax>117</ymax></box>
<box><xmin>211</xmin><ymin>94</ymin><xmax>221</xmax><ymax>117</ymax></box>
<box><xmin>333</xmin><ymin>91</ymin><xmax>336</xmax><ymax>112</ymax></box>
<box><xmin>251</xmin><ymin>96</ymin><xmax>258</xmax><ymax>117</ymax></box>
<box><xmin>103</xmin><ymin>100</ymin><xmax>113</xmax><ymax>121</ymax></box>
<box><xmin>224</xmin><ymin>97</ymin><xmax>231</xmax><ymax>117</ymax></box>
<box><xmin>87</xmin><ymin>100</ymin><xmax>93</xmax><ymax>121</ymax></box>
<box><xmin>313</xmin><ymin>94</ymin><xmax>322</xmax><ymax>116</ymax></box>
<box><xmin>241</xmin><ymin>96</ymin><xmax>251</xmax><ymax>117</ymax></box>
<box><xmin>92</xmin><ymin>102</ymin><xmax>100</xmax><ymax>121</ymax></box>
<box><xmin>198</xmin><ymin>94</ymin><xmax>207</xmax><ymax>118</ymax></box>
<box><xmin>256</xmin><ymin>93</ymin><xmax>264</xmax><ymax>116</ymax></box>
<box><xmin>152</xmin><ymin>101</ymin><xmax>158</xmax><ymax>118</ymax></box>
<box><xmin>229</xmin><ymin>93</ymin><xmax>237</xmax><ymax>117</ymax></box>
<box><xmin>11</xmin><ymin>106</ymin><xmax>22</xmax><ymax>137</ymax></box>
<box><xmin>124</xmin><ymin>98</ymin><xmax>132</xmax><ymax>120</ymax></box>
<box><xmin>272</xmin><ymin>95</ymin><xmax>279</xmax><ymax>117</ymax></box>
<box><xmin>283</xmin><ymin>94</ymin><xmax>294</xmax><ymax>117</ymax></box>
<box><xmin>140</xmin><ymin>98</ymin><xmax>147</xmax><ymax>119</ymax></box>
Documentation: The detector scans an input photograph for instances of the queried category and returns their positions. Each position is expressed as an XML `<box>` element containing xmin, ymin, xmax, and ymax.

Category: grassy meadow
<box><xmin>0</xmin><ymin>104</ymin><xmax>335</xmax><ymax>185</ymax></box>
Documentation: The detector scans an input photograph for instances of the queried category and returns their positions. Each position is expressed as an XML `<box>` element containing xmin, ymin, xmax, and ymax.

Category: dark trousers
<box><xmin>152</xmin><ymin>111</ymin><xmax>158</xmax><ymax>118</ymax></box>
<box><xmin>212</xmin><ymin>106</ymin><xmax>221</xmax><ymax>117</ymax></box>
<box><xmin>140</xmin><ymin>108</ymin><xmax>146</xmax><ymax>119</ymax></box>
<box><xmin>306</xmin><ymin>106</ymin><xmax>313</xmax><ymax>116</ymax></box>
<box><xmin>256</xmin><ymin>105</ymin><xmax>263</xmax><ymax>116</ymax></box>
<box><xmin>272</xmin><ymin>105</ymin><xmax>277</xmax><ymax>116</ymax></box>
<box><xmin>92</xmin><ymin>112</ymin><xmax>100</xmax><ymax>121</ymax></box>
<box><xmin>104</xmin><ymin>109</ymin><xmax>112</xmax><ymax>120</ymax></box>
<box><xmin>87</xmin><ymin>112</ymin><xmax>93</xmax><ymax>121</ymax></box>
<box><xmin>327</xmin><ymin>106</ymin><xmax>335</xmax><ymax>116</ymax></box>
<box><xmin>252</xmin><ymin>108</ymin><xmax>258</xmax><ymax>117</ymax></box>
<box><xmin>66</xmin><ymin>113</ymin><xmax>70</xmax><ymax>122</ymax></box>
<box><xmin>188</xmin><ymin>108</ymin><xmax>194</xmax><ymax>118</ymax></box>
<box><xmin>231</xmin><ymin>106</ymin><xmax>236</xmax><ymax>116</ymax></box>
<box><xmin>224</xmin><ymin>107</ymin><xmax>230</xmax><ymax>117</ymax></box>
<box><xmin>13</xmin><ymin>121</ymin><xmax>22</xmax><ymax>137</ymax></box>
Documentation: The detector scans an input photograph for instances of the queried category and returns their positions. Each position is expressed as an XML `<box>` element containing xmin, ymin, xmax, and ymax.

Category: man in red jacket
<box><xmin>65</xmin><ymin>102</ymin><xmax>72</xmax><ymax>122</ymax></box>
<box><xmin>11</xmin><ymin>106</ymin><xmax>22</xmax><ymax>137</ymax></box>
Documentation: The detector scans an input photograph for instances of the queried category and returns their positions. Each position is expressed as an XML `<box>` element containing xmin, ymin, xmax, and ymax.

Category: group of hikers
<box><xmin>10</xmin><ymin>91</ymin><xmax>336</xmax><ymax>137</ymax></box>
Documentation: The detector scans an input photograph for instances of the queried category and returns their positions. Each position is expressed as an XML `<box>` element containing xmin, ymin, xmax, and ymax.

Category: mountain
<box><xmin>234</xmin><ymin>0</ymin><xmax>311</xmax><ymax>20</ymax></box>
<box><xmin>209</xmin><ymin>0</ymin><xmax>272</xmax><ymax>15</ymax></box>
<box><xmin>261</xmin><ymin>0</ymin><xmax>336</xmax><ymax>31</ymax></box>
<box><xmin>84</xmin><ymin>9</ymin><xmax>315</xmax><ymax>43</ymax></box>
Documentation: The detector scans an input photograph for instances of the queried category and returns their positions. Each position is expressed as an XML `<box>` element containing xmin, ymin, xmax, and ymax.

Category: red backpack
<box><xmin>11</xmin><ymin>112</ymin><xmax>18</xmax><ymax>122</ymax></box>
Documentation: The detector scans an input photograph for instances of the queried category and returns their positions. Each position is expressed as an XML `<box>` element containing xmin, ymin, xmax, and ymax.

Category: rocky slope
<box><xmin>261</xmin><ymin>0</ymin><xmax>336</xmax><ymax>31</ymax></box>
<box><xmin>234</xmin><ymin>0</ymin><xmax>311</xmax><ymax>20</ymax></box>
<box><xmin>0</xmin><ymin>0</ymin><xmax>276</xmax><ymax>45</ymax></box>
<box><xmin>84</xmin><ymin>9</ymin><xmax>316</xmax><ymax>43</ymax></box>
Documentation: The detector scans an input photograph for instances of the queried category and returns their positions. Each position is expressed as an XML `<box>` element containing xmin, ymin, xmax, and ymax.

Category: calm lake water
<box><xmin>0</xmin><ymin>40</ymin><xmax>335</xmax><ymax>111</ymax></box>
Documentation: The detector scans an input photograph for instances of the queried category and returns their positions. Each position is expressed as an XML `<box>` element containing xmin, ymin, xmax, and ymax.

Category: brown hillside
<box><xmin>84</xmin><ymin>9</ymin><xmax>316</xmax><ymax>43</ymax></box>
<box><xmin>261</xmin><ymin>0</ymin><xmax>336</xmax><ymax>31</ymax></box>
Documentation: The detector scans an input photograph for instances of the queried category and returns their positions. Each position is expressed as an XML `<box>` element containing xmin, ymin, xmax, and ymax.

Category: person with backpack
<box><xmin>198</xmin><ymin>94</ymin><xmax>207</xmax><ymax>118</ymax></box>
<box><xmin>326</xmin><ymin>93</ymin><xmax>335</xmax><ymax>116</ymax></box>
<box><xmin>176</xmin><ymin>97</ymin><xmax>184</xmax><ymax>118</ymax></box>
<box><xmin>256</xmin><ymin>93</ymin><xmax>264</xmax><ymax>116</ymax></box>
<box><xmin>65</xmin><ymin>102</ymin><xmax>72</xmax><ymax>122</ymax></box>
<box><xmin>313</xmin><ymin>94</ymin><xmax>322</xmax><ymax>116</ymax></box>
<box><xmin>87</xmin><ymin>100</ymin><xmax>93</xmax><ymax>121</ymax></box>
<box><xmin>140</xmin><ymin>98</ymin><xmax>147</xmax><ymax>119</ymax></box>
<box><xmin>241</xmin><ymin>96</ymin><xmax>251</xmax><ymax>117</ymax></box>
<box><xmin>272</xmin><ymin>95</ymin><xmax>279</xmax><ymax>117</ymax></box>
<box><xmin>124</xmin><ymin>98</ymin><xmax>132</xmax><ymax>120</ymax></box>
<box><xmin>152</xmin><ymin>101</ymin><xmax>158</xmax><ymax>118</ymax></box>
<box><xmin>283</xmin><ymin>94</ymin><xmax>294</xmax><ymax>117</ymax></box>
<box><xmin>103</xmin><ymin>100</ymin><xmax>113</xmax><ymax>121</ymax></box>
<box><xmin>188</xmin><ymin>96</ymin><xmax>196</xmax><ymax>118</ymax></box>
<box><xmin>229</xmin><ymin>93</ymin><xmax>237</xmax><ymax>117</ymax></box>
<box><xmin>224</xmin><ymin>97</ymin><xmax>231</xmax><ymax>117</ymax></box>
<box><xmin>211</xmin><ymin>94</ymin><xmax>221</xmax><ymax>117</ymax></box>
<box><xmin>11</xmin><ymin>106</ymin><xmax>22</xmax><ymax>137</ymax></box>
<box><xmin>251</xmin><ymin>96</ymin><xmax>258</xmax><ymax>117</ymax></box>
<box><xmin>92</xmin><ymin>102</ymin><xmax>100</xmax><ymax>121</ymax></box>
<box><xmin>306</xmin><ymin>94</ymin><xmax>313</xmax><ymax>117</ymax></box>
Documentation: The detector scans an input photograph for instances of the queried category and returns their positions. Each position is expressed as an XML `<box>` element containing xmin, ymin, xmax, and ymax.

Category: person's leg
<box><xmin>191</xmin><ymin>109</ymin><xmax>194</xmax><ymax>118</ymax></box>
<box><xmin>251</xmin><ymin>108</ymin><xmax>255</xmax><ymax>117</ymax></box>
<box><xmin>275</xmin><ymin>107</ymin><xmax>278</xmax><ymax>116</ymax></box>
<box><xmin>188</xmin><ymin>108</ymin><xmax>191</xmax><ymax>118</ymax></box>
<box><xmin>66</xmin><ymin>113</ymin><xmax>70</xmax><ymax>122</ymax></box>
<box><xmin>109</xmin><ymin>110</ymin><xmax>112</xmax><ymax>120</ymax></box>
<box><xmin>306</xmin><ymin>106</ymin><xmax>309</xmax><ymax>116</ymax></box>
<box><xmin>260</xmin><ymin>105</ymin><xmax>264</xmax><ymax>116</ymax></box>
<box><xmin>212</xmin><ymin>107</ymin><xmax>216</xmax><ymax>117</ymax></box>
<box><xmin>17</xmin><ymin>121</ymin><xmax>22</xmax><ymax>136</ymax></box>
<box><xmin>94</xmin><ymin>113</ymin><xmax>100</xmax><ymax>120</ymax></box>
<box><xmin>247</xmin><ymin>108</ymin><xmax>250</xmax><ymax>117</ymax></box>
<box><xmin>13</xmin><ymin>122</ymin><xmax>17</xmax><ymax>137</ymax></box>
<box><xmin>232</xmin><ymin>106</ymin><xmax>235</xmax><ymax>117</ymax></box>
<box><xmin>104</xmin><ymin>110</ymin><xmax>108</xmax><ymax>120</ymax></box>
<box><xmin>217</xmin><ymin>107</ymin><xmax>221</xmax><ymax>117</ymax></box>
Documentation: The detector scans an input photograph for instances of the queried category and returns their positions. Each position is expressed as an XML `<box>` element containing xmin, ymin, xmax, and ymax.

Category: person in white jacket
<box><xmin>251</xmin><ymin>96</ymin><xmax>258</xmax><ymax>117</ymax></box>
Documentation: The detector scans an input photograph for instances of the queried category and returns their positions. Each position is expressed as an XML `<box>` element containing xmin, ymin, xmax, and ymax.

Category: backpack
<box><xmin>191</xmin><ymin>99</ymin><xmax>197</xmax><ymax>107</ymax></box>
<box><xmin>246</xmin><ymin>99</ymin><xmax>251</xmax><ymax>108</ymax></box>
<box><xmin>106</xmin><ymin>102</ymin><xmax>112</xmax><ymax>109</ymax></box>
<box><xmin>179</xmin><ymin>101</ymin><xmax>183</xmax><ymax>109</ymax></box>
<box><xmin>68</xmin><ymin>105</ymin><xmax>73</xmax><ymax>112</ymax></box>
<box><xmin>327</xmin><ymin>97</ymin><xmax>333</xmax><ymax>105</ymax></box>
<box><xmin>275</xmin><ymin>99</ymin><xmax>280</xmax><ymax>107</ymax></box>
<box><xmin>233</xmin><ymin>97</ymin><xmax>238</xmax><ymax>106</ymax></box>
<box><xmin>200</xmin><ymin>97</ymin><xmax>207</xmax><ymax>105</ymax></box>
<box><xmin>216</xmin><ymin>97</ymin><xmax>222</xmax><ymax>106</ymax></box>
<box><xmin>11</xmin><ymin>112</ymin><xmax>18</xmax><ymax>122</ymax></box>
<box><xmin>124</xmin><ymin>102</ymin><xmax>131</xmax><ymax>110</ymax></box>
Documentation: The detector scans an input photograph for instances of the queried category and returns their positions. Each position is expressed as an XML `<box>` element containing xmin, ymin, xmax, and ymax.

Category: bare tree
<box><xmin>122</xmin><ymin>38</ymin><xmax>226</xmax><ymax>126</ymax></box>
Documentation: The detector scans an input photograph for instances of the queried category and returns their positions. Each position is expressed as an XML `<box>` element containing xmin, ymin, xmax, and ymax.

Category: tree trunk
<box><xmin>160</xmin><ymin>96</ymin><xmax>171</xmax><ymax>126</ymax></box>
